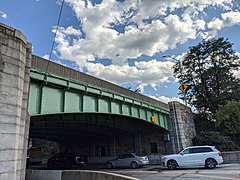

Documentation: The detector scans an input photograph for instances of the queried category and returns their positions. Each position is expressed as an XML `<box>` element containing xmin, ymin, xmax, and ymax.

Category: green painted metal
<box><xmin>29</xmin><ymin>69</ymin><xmax>170</xmax><ymax>130</ymax></box>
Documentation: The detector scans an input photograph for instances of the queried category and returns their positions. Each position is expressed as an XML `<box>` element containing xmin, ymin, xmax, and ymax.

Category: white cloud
<box><xmin>42</xmin><ymin>55</ymin><xmax>50</xmax><ymax>60</ymax></box>
<box><xmin>233</xmin><ymin>52</ymin><xmax>240</xmax><ymax>78</ymax></box>
<box><xmin>86</xmin><ymin>60</ymin><xmax>175</xmax><ymax>89</ymax></box>
<box><xmin>149</xmin><ymin>95</ymin><xmax>184</xmax><ymax>104</ymax></box>
<box><xmin>52</xmin><ymin>0</ymin><xmax>239</xmax><ymax>95</ymax></box>
<box><xmin>221</xmin><ymin>11</ymin><xmax>240</xmax><ymax>26</ymax></box>
<box><xmin>57</xmin><ymin>26</ymin><xmax>81</xmax><ymax>36</ymax></box>
<box><xmin>0</xmin><ymin>11</ymin><xmax>7</xmax><ymax>19</ymax></box>
<box><xmin>194</xmin><ymin>19</ymin><xmax>206</xmax><ymax>30</ymax></box>
<box><xmin>56</xmin><ymin>0</ymin><xmax>201</xmax><ymax>66</ymax></box>
<box><xmin>207</xmin><ymin>11</ymin><xmax>240</xmax><ymax>37</ymax></box>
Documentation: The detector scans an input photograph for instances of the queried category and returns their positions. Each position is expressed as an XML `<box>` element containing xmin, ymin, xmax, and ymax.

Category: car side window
<box><xmin>192</xmin><ymin>147</ymin><xmax>213</xmax><ymax>153</ymax></box>
<box><xmin>182</xmin><ymin>149</ymin><xmax>191</xmax><ymax>154</ymax></box>
<box><xmin>126</xmin><ymin>154</ymin><xmax>134</xmax><ymax>158</ymax></box>
<box><xmin>203</xmin><ymin>147</ymin><xmax>213</xmax><ymax>152</ymax></box>
<box><xmin>192</xmin><ymin>148</ymin><xmax>200</xmax><ymax>153</ymax></box>
<box><xmin>118</xmin><ymin>154</ymin><xmax>126</xmax><ymax>159</ymax></box>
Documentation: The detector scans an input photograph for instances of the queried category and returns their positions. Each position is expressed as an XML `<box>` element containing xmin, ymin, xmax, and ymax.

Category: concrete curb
<box><xmin>26</xmin><ymin>169</ymin><xmax>140</xmax><ymax>180</ymax></box>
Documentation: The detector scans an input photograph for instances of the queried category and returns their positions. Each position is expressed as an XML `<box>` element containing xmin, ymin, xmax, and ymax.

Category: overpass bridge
<box><xmin>29</xmin><ymin>55</ymin><xmax>171</xmax><ymax>159</ymax></box>
<box><xmin>29</xmin><ymin>56</ymin><xmax>169</xmax><ymax>129</ymax></box>
<box><xmin>0</xmin><ymin>22</ymin><xmax>195</xmax><ymax>180</ymax></box>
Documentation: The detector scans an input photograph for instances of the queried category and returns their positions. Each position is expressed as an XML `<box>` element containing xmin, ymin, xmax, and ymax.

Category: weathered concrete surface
<box><xmin>62</xmin><ymin>170</ymin><xmax>140</xmax><ymax>180</ymax></box>
<box><xmin>168</xmin><ymin>101</ymin><xmax>196</xmax><ymax>153</ymax></box>
<box><xmin>0</xmin><ymin>23</ymin><xmax>31</xmax><ymax>180</ymax></box>
<box><xmin>26</xmin><ymin>170</ymin><xmax>62</xmax><ymax>180</ymax></box>
<box><xmin>26</xmin><ymin>170</ymin><xmax>140</xmax><ymax>180</ymax></box>
<box><xmin>222</xmin><ymin>151</ymin><xmax>240</xmax><ymax>163</ymax></box>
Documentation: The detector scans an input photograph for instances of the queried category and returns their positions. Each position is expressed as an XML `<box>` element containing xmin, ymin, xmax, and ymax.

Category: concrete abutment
<box><xmin>0</xmin><ymin>23</ymin><xmax>31</xmax><ymax>180</ymax></box>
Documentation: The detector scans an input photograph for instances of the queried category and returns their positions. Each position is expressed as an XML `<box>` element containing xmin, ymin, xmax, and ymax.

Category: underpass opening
<box><xmin>29</xmin><ymin>113</ymin><xmax>172</xmax><ymax>164</ymax></box>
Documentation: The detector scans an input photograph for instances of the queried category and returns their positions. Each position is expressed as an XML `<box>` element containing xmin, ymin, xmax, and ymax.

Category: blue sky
<box><xmin>1</xmin><ymin>0</ymin><xmax>240</xmax><ymax>104</ymax></box>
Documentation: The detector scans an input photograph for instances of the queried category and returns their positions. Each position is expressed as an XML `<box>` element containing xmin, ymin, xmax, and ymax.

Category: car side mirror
<box><xmin>180</xmin><ymin>153</ymin><xmax>183</xmax><ymax>156</ymax></box>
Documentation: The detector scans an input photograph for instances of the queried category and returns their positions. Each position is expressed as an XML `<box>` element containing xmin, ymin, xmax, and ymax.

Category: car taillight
<box><xmin>140</xmin><ymin>157</ymin><xmax>144</xmax><ymax>161</ymax></box>
<box><xmin>218</xmin><ymin>150</ymin><xmax>222</xmax><ymax>156</ymax></box>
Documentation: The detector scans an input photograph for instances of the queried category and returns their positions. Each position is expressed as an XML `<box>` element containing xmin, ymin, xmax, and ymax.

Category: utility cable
<box><xmin>45</xmin><ymin>0</ymin><xmax>65</xmax><ymax>74</ymax></box>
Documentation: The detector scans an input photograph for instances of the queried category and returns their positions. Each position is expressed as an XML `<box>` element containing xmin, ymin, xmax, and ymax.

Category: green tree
<box><xmin>174</xmin><ymin>38</ymin><xmax>240</xmax><ymax>114</ymax></box>
<box><xmin>193</xmin><ymin>131</ymin><xmax>239</xmax><ymax>151</ymax></box>
<box><xmin>193</xmin><ymin>112</ymin><xmax>216</xmax><ymax>133</ymax></box>
<box><xmin>216</xmin><ymin>101</ymin><xmax>240</xmax><ymax>136</ymax></box>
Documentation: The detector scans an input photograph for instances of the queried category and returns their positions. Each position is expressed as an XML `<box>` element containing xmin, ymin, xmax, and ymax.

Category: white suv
<box><xmin>161</xmin><ymin>146</ymin><xmax>223</xmax><ymax>169</ymax></box>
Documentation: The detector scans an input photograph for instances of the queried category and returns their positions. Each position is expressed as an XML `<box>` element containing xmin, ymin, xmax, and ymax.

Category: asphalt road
<box><xmin>105</xmin><ymin>163</ymin><xmax>240</xmax><ymax>180</ymax></box>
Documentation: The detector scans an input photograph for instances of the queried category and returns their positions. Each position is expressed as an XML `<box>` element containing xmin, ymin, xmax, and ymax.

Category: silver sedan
<box><xmin>106</xmin><ymin>153</ymin><xmax>149</xmax><ymax>169</ymax></box>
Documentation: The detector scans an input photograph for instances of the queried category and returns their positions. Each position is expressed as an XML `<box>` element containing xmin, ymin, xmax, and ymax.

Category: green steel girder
<box><xmin>29</xmin><ymin>69</ymin><xmax>170</xmax><ymax>130</ymax></box>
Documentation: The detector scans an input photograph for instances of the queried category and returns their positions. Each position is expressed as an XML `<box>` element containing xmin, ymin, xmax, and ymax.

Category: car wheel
<box><xmin>205</xmin><ymin>158</ymin><xmax>217</xmax><ymax>169</ymax></box>
<box><xmin>167</xmin><ymin>160</ymin><xmax>178</xmax><ymax>170</ymax></box>
<box><xmin>106</xmin><ymin>162</ymin><xmax>113</xmax><ymax>169</ymax></box>
<box><xmin>131</xmin><ymin>162</ymin><xmax>138</xmax><ymax>169</ymax></box>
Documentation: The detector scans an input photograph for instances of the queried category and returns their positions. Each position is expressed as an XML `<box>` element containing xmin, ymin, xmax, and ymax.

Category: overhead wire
<box><xmin>45</xmin><ymin>0</ymin><xmax>65</xmax><ymax>74</ymax></box>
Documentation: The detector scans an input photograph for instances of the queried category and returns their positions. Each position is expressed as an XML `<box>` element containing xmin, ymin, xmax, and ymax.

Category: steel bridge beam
<box><xmin>29</xmin><ymin>69</ymin><xmax>170</xmax><ymax>130</ymax></box>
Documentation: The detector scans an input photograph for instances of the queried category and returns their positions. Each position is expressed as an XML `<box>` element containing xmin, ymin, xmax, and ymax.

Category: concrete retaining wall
<box><xmin>222</xmin><ymin>151</ymin><xmax>240</xmax><ymax>163</ymax></box>
<box><xmin>26</xmin><ymin>170</ymin><xmax>140</xmax><ymax>180</ymax></box>
<box><xmin>26</xmin><ymin>170</ymin><xmax>61</xmax><ymax>180</ymax></box>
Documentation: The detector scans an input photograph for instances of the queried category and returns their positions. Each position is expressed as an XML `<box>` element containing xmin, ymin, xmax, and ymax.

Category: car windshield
<box><xmin>177</xmin><ymin>149</ymin><xmax>184</xmax><ymax>154</ymax></box>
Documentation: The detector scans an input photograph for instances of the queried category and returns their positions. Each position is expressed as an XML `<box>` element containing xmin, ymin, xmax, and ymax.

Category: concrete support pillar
<box><xmin>168</xmin><ymin>101</ymin><xmax>196</xmax><ymax>153</ymax></box>
<box><xmin>92</xmin><ymin>139</ymin><xmax>96</xmax><ymax>157</ymax></box>
<box><xmin>113</xmin><ymin>136</ymin><xmax>116</xmax><ymax>156</ymax></box>
<box><xmin>133</xmin><ymin>134</ymin><xmax>142</xmax><ymax>155</ymax></box>
<box><xmin>108</xmin><ymin>135</ymin><xmax>116</xmax><ymax>156</ymax></box>
<box><xmin>0</xmin><ymin>23</ymin><xmax>31</xmax><ymax>180</ymax></box>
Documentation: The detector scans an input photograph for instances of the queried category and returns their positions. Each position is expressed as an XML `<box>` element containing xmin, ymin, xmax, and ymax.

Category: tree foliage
<box><xmin>193</xmin><ymin>112</ymin><xmax>216</xmax><ymax>133</ymax></box>
<box><xmin>174</xmin><ymin>38</ymin><xmax>240</xmax><ymax>114</ymax></box>
<box><xmin>216</xmin><ymin>101</ymin><xmax>240</xmax><ymax>135</ymax></box>
<box><xmin>193</xmin><ymin>131</ymin><xmax>240</xmax><ymax>151</ymax></box>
